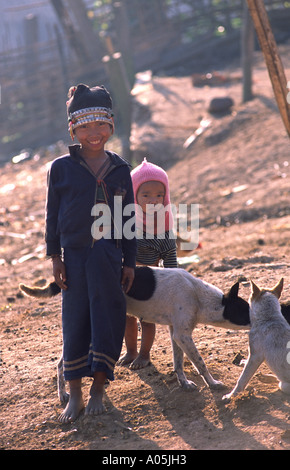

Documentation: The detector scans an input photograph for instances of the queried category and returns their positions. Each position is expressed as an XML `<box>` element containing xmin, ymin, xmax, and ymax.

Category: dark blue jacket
<box><xmin>45</xmin><ymin>145</ymin><xmax>136</xmax><ymax>268</ymax></box>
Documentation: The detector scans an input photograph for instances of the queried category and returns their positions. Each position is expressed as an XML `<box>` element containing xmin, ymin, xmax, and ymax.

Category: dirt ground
<box><xmin>1</xmin><ymin>45</ymin><xmax>290</xmax><ymax>451</ymax></box>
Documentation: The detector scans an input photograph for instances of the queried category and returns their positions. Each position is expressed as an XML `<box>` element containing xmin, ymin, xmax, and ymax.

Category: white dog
<box><xmin>20</xmin><ymin>266</ymin><xmax>251</xmax><ymax>403</ymax></box>
<box><xmin>223</xmin><ymin>278</ymin><xmax>290</xmax><ymax>402</ymax></box>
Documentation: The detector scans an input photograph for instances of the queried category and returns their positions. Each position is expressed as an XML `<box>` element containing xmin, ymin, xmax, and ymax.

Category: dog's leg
<box><xmin>169</xmin><ymin>326</ymin><xmax>198</xmax><ymax>390</ymax></box>
<box><xmin>222</xmin><ymin>352</ymin><xmax>263</xmax><ymax>402</ymax></box>
<box><xmin>172</xmin><ymin>330</ymin><xmax>225</xmax><ymax>389</ymax></box>
<box><xmin>57</xmin><ymin>356</ymin><xmax>69</xmax><ymax>404</ymax></box>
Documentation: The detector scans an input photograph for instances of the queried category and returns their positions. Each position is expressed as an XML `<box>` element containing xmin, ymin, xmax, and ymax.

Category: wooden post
<box><xmin>241</xmin><ymin>3</ymin><xmax>254</xmax><ymax>102</ymax></box>
<box><xmin>246</xmin><ymin>0</ymin><xmax>290</xmax><ymax>137</ymax></box>
<box><xmin>54</xmin><ymin>25</ymin><xmax>70</xmax><ymax>94</ymax></box>
<box><xmin>24</xmin><ymin>14</ymin><xmax>39</xmax><ymax>75</ymax></box>
<box><xmin>24</xmin><ymin>14</ymin><xmax>40</xmax><ymax>129</ymax></box>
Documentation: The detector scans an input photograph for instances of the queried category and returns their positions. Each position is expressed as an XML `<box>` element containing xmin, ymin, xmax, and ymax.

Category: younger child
<box><xmin>119</xmin><ymin>158</ymin><xmax>177</xmax><ymax>369</ymax></box>
<box><xmin>46</xmin><ymin>84</ymin><xmax>136</xmax><ymax>422</ymax></box>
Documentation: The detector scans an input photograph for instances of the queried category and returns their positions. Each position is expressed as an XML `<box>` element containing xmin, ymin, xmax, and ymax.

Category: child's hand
<box><xmin>52</xmin><ymin>257</ymin><xmax>67</xmax><ymax>290</ymax></box>
<box><xmin>121</xmin><ymin>266</ymin><xmax>135</xmax><ymax>293</ymax></box>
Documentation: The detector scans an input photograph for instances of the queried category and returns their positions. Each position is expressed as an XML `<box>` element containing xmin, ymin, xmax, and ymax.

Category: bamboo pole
<box><xmin>246</xmin><ymin>0</ymin><xmax>290</xmax><ymax>137</ymax></box>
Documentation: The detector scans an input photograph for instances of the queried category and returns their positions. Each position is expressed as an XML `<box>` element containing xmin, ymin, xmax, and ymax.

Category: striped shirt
<box><xmin>136</xmin><ymin>230</ymin><xmax>178</xmax><ymax>268</ymax></box>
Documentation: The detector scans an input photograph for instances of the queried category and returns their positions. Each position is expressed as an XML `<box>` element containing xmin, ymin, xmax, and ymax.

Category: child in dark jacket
<box><xmin>46</xmin><ymin>84</ymin><xmax>136</xmax><ymax>422</ymax></box>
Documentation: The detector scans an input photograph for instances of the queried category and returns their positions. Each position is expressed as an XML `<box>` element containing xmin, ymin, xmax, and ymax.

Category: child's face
<box><xmin>74</xmin><ymin>121</ymin><xmax>113</xmax><ymax>157</ymax></box>
<box><xmin>137</xmin><ymin>181</ymin><xmax>165</xmax><ymax>213</ymax></box>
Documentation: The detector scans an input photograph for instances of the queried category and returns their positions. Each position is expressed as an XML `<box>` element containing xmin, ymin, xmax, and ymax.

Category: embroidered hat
<box><xmin>131</xmin><ymin>158</ymin><xmax>174</xmax><ymax>234</ymax></box>
<box><xmin>67</xmin><ymin>84</ymin><xmax>114</xmax><ymax>139</ymax></box>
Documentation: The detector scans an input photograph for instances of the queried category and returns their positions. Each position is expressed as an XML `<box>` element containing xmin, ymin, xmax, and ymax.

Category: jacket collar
<box><xmin>68</xmin><ymin>144</ymin><xmax>131</xmax><ymax>169</ymax></box>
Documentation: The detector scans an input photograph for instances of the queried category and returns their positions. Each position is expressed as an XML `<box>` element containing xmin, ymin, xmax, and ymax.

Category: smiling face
<box><xmin>74</xmin><ymin>121</ymin><xmax>113</xmax><ymax>158</ymax></box>
<box><xmin>136</xmin><ymin>181</ymin><xmax>165</xmax><ymax>213</ymax></box>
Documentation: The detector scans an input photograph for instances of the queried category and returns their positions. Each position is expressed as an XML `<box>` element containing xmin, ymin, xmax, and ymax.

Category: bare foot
<box><xmin>58</xmin><ymin>392</ymin><xmax>85</xmax><ymax>423</ymax></box>
<box><xmin>117</xmin><ymin>351</ymin><xmax>138</xmax><ymax>366</ymax></box>
<box><xmin>85</xmin><ymin>372</ymin><xmax>106</xmax><ymax>416</ymax></box>
<box><xmin>85</xmin><ymin>392</ymin><xmax>105</xmax><ymax>416</ymax></box>
<box><xmin>129</xmin><ymin>355</ymin><xmax>151</xmax><ymax>370</ymax></box>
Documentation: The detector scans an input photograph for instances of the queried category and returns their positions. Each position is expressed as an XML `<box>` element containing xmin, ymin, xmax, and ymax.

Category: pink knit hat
<box><xmin>131</xmin><ymin>158</ymin><xmax>174</xmax><ymax>234</ymax></box>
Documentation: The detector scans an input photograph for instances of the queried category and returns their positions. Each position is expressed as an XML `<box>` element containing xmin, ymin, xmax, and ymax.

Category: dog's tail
<box><xmin>19</xmin><ymin>282</ymin><xmax>61</xmax><ymax>298</ymax></box>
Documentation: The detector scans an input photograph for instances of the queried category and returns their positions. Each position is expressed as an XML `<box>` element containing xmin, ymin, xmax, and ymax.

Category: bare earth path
<box><xmin>1</xmin><ymin>47</ymin><xmax>290</xmax><ymax>451</ymax></box>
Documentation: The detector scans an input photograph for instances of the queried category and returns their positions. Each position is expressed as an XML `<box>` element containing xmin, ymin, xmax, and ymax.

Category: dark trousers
<box><xmin>61</xmin><ymin>239</ymin><xmax>126</xmax><ymax>381</ymax></box>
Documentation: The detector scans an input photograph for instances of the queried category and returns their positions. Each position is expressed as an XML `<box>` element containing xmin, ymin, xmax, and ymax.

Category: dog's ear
<box><xmin>250</xmin><ymin>280</ymin><xmax>260</xmax><ymax>299</ymax></box>
<box><xmin>271</xmin><ymin>278</ymin><xmax>284</xmax><ymax>299</ymax></box>
<box><xmin>228</xmin><ymin>282</ymin><xmax>239</xmax><ymax>298</ymax></box>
